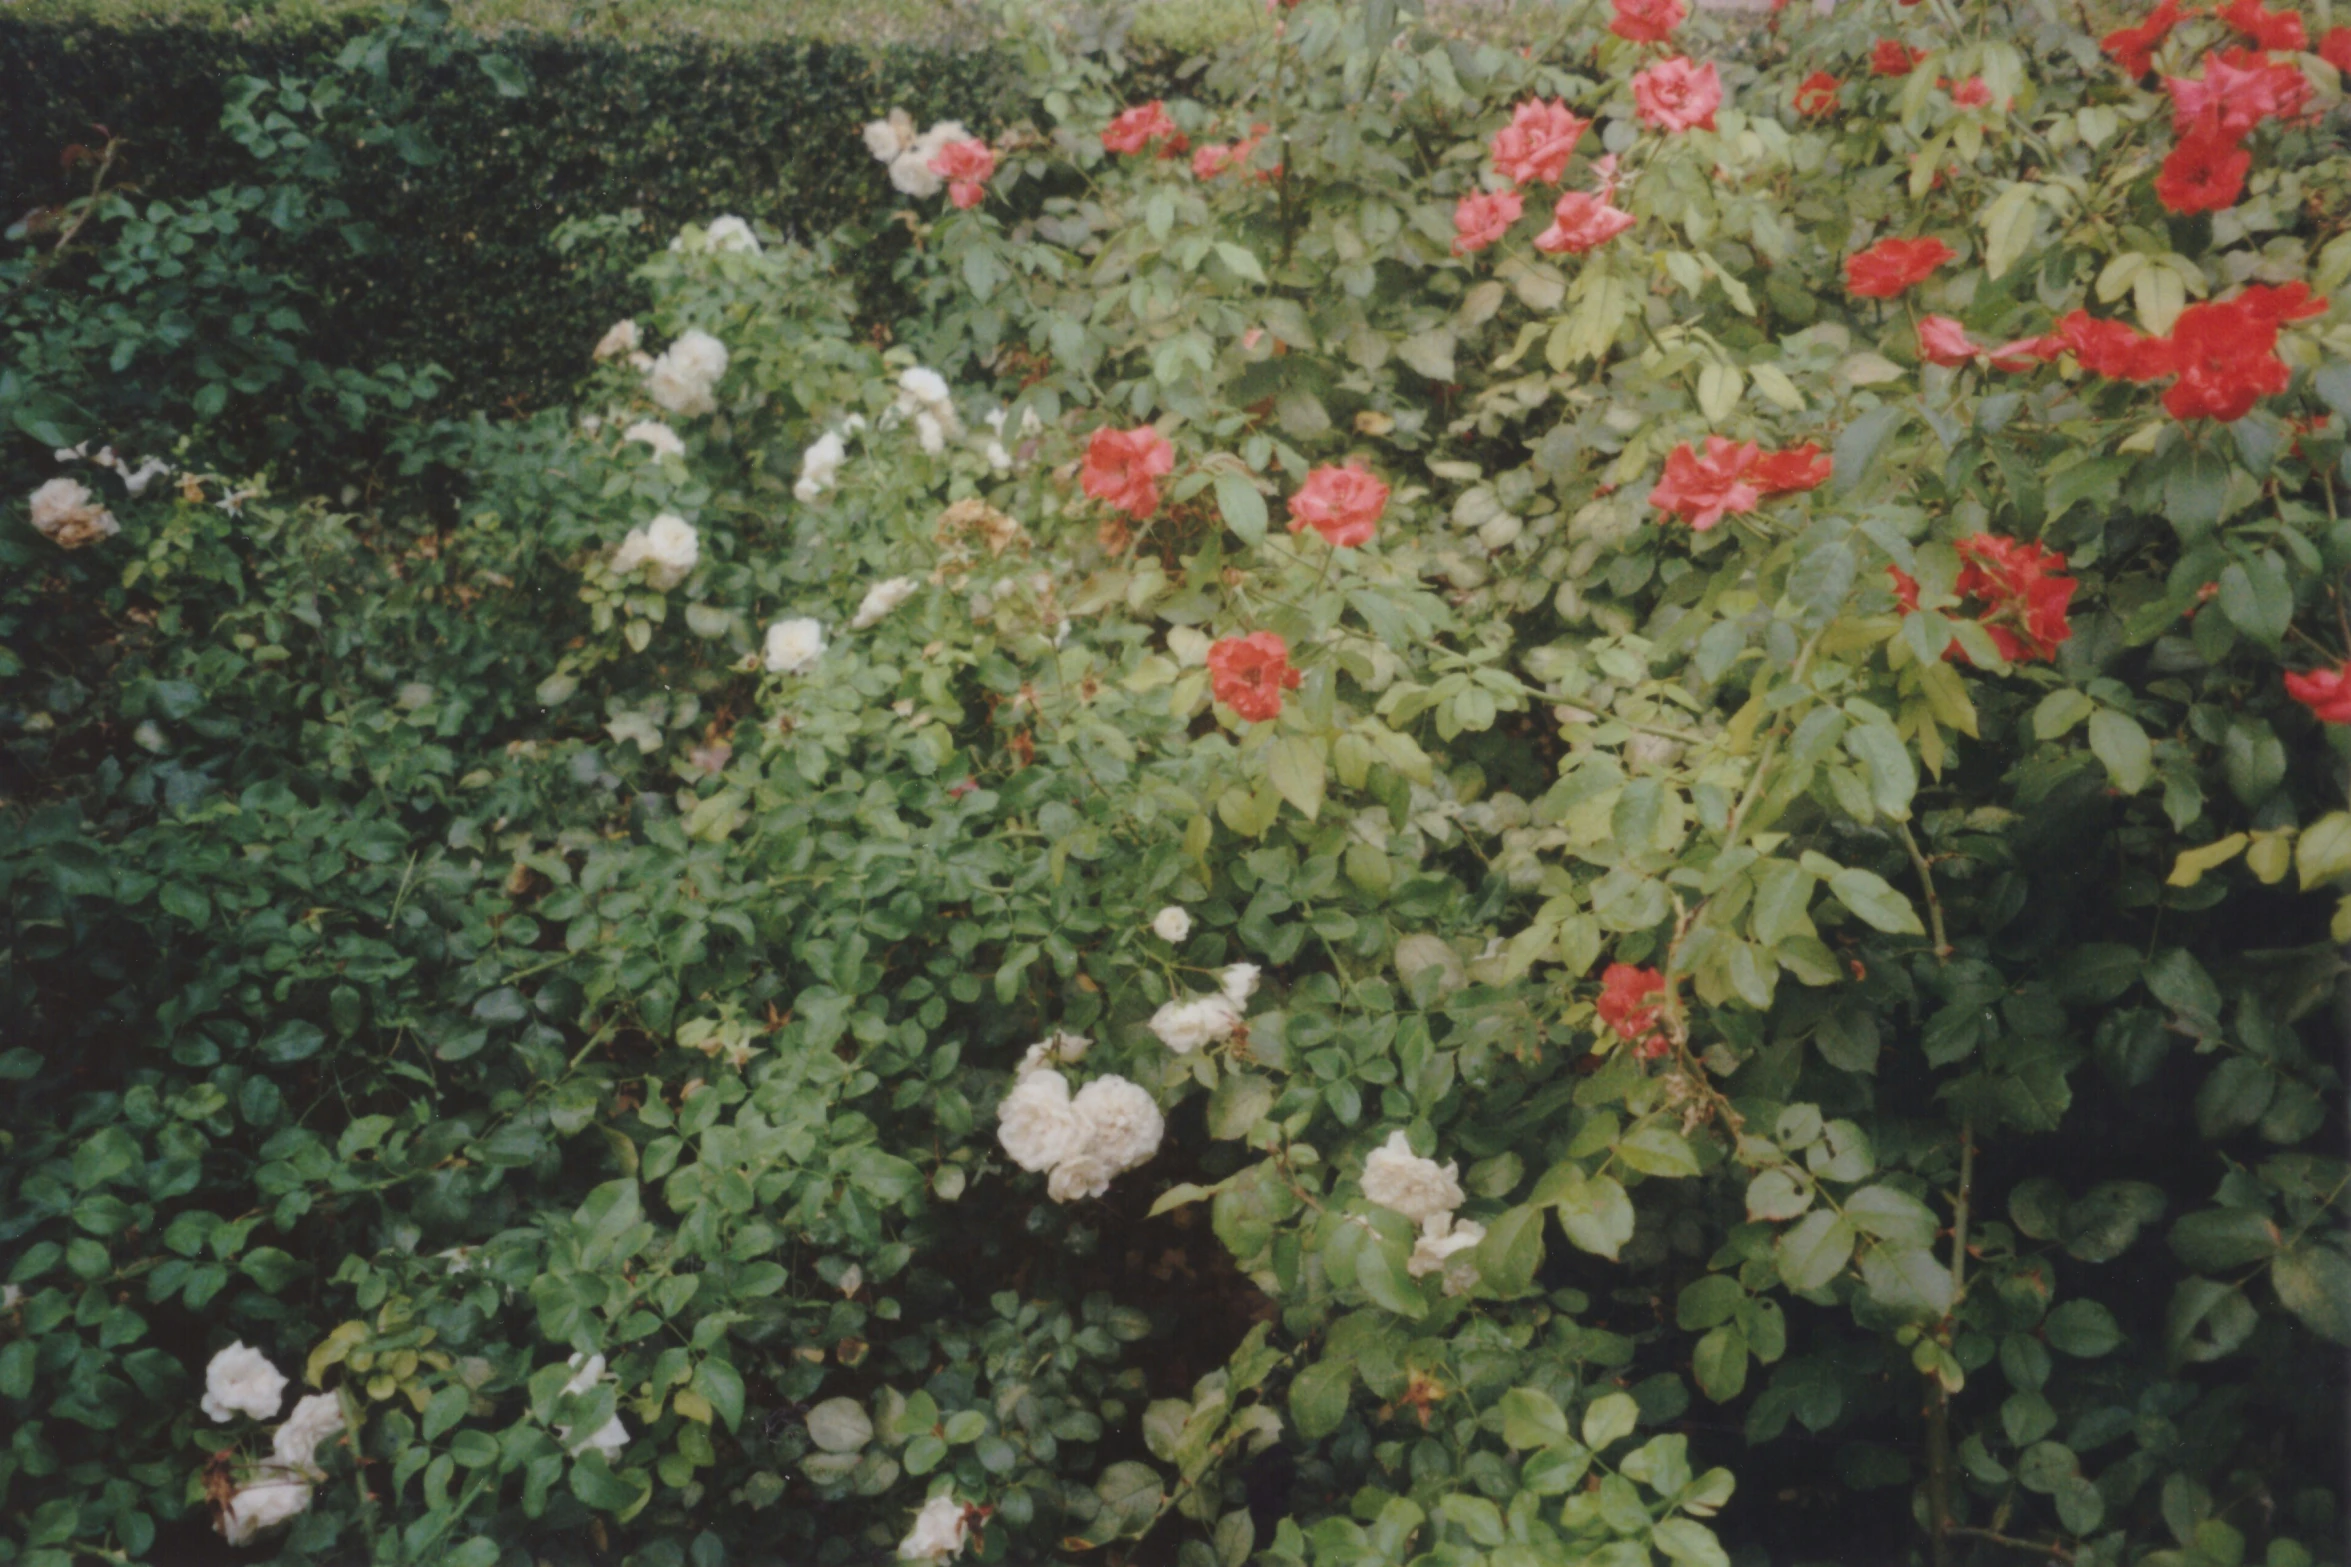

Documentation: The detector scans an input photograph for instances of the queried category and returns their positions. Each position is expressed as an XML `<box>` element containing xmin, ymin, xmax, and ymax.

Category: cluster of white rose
<box><xmin>554</xmin><ymin>1352</ymin><xmax>630</xmax><ymax>1457</ymax></box>
<box><xmin>893</xmin><ymin>366</ymin><xmax>962</xmax><ymax>456</ymax></box>
<box><xmin>995</xmin><ymin>1036</ymin><xmax>1165</xmax><ymax>1202</ymax></box>
<box><xmin>669</xmin><ymin>214</ymin><xmax>762</xmax><ymax>255</ymax></box>
<box><xmin>622</xmin><ymin>419</ymin><xmax>685</xmax><ymax>460</ymax></box>
<box><xmin>793</xmin><ymin>415</ymin><xmax>866</xmax><ymax>501</ymax></box>
<box><xmin>862</xmin><ymin>111</ymin><xmax>969</xmax><ymax>199</ymax></box>
<box><xmin>611</xmin><ymin>513</ymin><xmax>700</xmax><ymax>590</ymax></box>
<box><xmin>644</xmin><ymin>328</ymin><xmax>729</xmax><ymax>418</ymax></box>
<box><xmin>1147</xmin><ymin>949</ymin><xmax>1260</xmax><ymax>1055</ymax></box>
<box><xmin>1361</xmin><ymin>1131</ymin><xmax>1485</xmax><ymax>1296</ymax></box>
<box><xmin>197</xmin><ymin>1343</ymin><xmax>348</xmax><ymax>1546</ymax></box>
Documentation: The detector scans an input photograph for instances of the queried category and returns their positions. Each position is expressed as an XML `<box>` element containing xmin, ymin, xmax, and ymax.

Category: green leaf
<box><xmin>1653</xmin><ymin>1518</ymin><xmax>1731</xmax><ymax>1567</ymax></box>
<box><xmin>1096</xmin><ymin>1461</ymin><xmax>1165</xmax><ymax>1534</ymax></box>
<box><xmin>1617</xmin><ymin>1124</ymin><xmax>1700</xmax><ymax>1179</ymax></box>
<box><xmin>1581</xmin><ymin>1390</ymin><xmax>1640</xmax><ymax>1449</ymax></box>
<box><xmin>1215</xmin><ymin>472</ymin><xmax>1269</xmax><ymax>545</ymax></box>
<box><xmin>1267</xmin><ymin>736</ymin><xmax>1326</xmax><ymax>822</ymax></box>
<box><xmin>1774</xmin><ymin>1211</ymin><xmax>1856</xmax><ymax>1291</ymax></box>
<box><xmin>2296</xmin><ymin>812</ymin><xmax>2351</xmax><ymax>889</ymax></box>
<box><xmin>423</xmin><ymin>1384</ymin><xmax>469</xmax><ymax>1441</ymax></box>
<box><xmin>692</xmin><ymin>1357</ymin><xmax>745</xmax><ymax>1432</ymax></box>
<box><xmin>1289</xmin><ymin>1358</ymin><xmax>1354</xmax><ymax>1440</ymax></box>
<box><xmin>1827</xmin><ymin>868</ymin><xmax>1924</xmax><ymax>936</ymax></box>
<box><xmin>2087</xmin><ymin>709</ymin><xmax>2153</xmax><ymax>795</ymax></box>
<box><xmin>1551</xmin><ymin>1171</ymin><xmax>1635</xmax><ymax>1260</ymax></box>
<box><xmin>2270</xmin><ymin>1247</ymin><xmax>2351</xmax><ymax>1344</ymax></box>
<box><xmin>1472</xmin><ymin>1205</ymin><xmax>1544</xmax><ymax>1298</ymax></box>
<box><xmin>1845</xmin><ymin>1186</ymin><xmax>1937</xmax><ymax>1247</ymax></box>
<box><xmin>2216</xmin><ymin>553</ymin><xmax>2291</xmax><ymax>646</ymax></box>
<box><xmin>2043</xmin><ymin>1300</ymin><xmax>2122</xmax><ymax>1357</ymax></box>
<box><xmin>1354</xmin><ymin>1239</ymin><xmax>1424</xmax><ymax>1319</ymax></box>
<box><xmin>477</xmin><ymin>52</ymin><xmax>531</xmax><ymax>96</ymax></box>
<box><xmin>1207</xmin><ymin>1073</ymin><xmax>1275</xmax><ymax>1140</ymax></box>
<box><xmin>2195</xmin><ymin>1057</ymin><xmax>2276</xmax><ymax>1140</ymax></box>
<box><xmin>2032</xmin><ymin>688</ymin><xmax>2095</xmax><ymax>740</ymax></box>
<box><xmin>1858</xmin><ymin>1244</ymin><xmax>1954</xmax><ymax>1317</ymax></box>
<box><xmin>2168</xmin><ymin>1208</ymin><xmax>2281</xmax><ymax>1271</ymax></box>
<box><xmin>1833</xmin><ymin>404</ymin><xmax>1908</xmax><ymax>494</ymax></box>
<box><xmin>1213</xmin><ymin>241</ymin><xmax>1267</xmax><ymax>284</ymax></box>
<box><xmin>1691</xmin><ymin>1324</ymin><xmax>1748</xmax><ymax>1403</ymax></box>
<box><xmin>1499</xmin><ymin>1387</ymin><xmax>1569</xmax><ymax>1449</ymax></box>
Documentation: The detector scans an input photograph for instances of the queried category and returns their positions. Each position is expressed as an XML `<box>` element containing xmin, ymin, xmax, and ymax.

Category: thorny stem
<box><xmin>1899</xmin><ymin>821</ymin><xmax>1953</xmax><ymax>961</ymax></box>
<box><xmin>1927</xmin><ymin>1121</ymin><xmax>1977</xmax><ymax>1567</ymax></box>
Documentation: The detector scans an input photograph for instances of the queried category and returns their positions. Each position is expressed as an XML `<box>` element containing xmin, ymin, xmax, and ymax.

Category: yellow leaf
<box><xmin>2166</xmin><ymin>833</ymin><xmax>2247</xmax><ymax>887</ymax></box>
<box><xmin>2245</xmin><ymin>831</ymin><xmax>2293</xmax><ymax>885</ymax></box>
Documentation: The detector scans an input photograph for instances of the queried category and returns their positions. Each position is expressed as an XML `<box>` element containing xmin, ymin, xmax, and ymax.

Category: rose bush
<box><xmin>3</xmin><ymin>0</ymin><xmax>2349</xmax><ymax>1565</ymax></box>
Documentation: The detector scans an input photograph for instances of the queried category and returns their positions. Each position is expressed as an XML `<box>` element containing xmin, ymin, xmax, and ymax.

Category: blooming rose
<box><xmin>1360</xmin><ymin>1130</ymin><xmax>1464</xmax><ymax>1226</ymax></box>
<box><xmin>1535</xmin><ymin>190</ymin><xmax>1637</xmax><ymax>254</ymax></box>
<box><xmin>1596</xmin><ymin>963</ymin><xmax>1668</xmax><ymax>1048</ymax></box>
<box><xmin>901</xmin><ymin>1496</ymin><xmax>970</xmax><ymax>1562</ymax></box>
<box><xmin>884</xmin><ymin>120</ymin><xmax>969</xmax><ymax>197</ymax></box>
<box><xmin>1609</xmin><ymin>0</ymin><xmax>1685</xmax><ymax>43</ymax></box>
<box><xmin>27</xmin><ymin>477</ymin><xmax>119</xmax><ymax>549</ymax></box>
<box><xmin>558</xmin><ymin>1353</ymin><xmax>630</xmax><ymax>1457</ymax></box>
<box><xmin>1288</xmin><ymin>464</ymin><xmax>1389</xmax><ymax>548</ymax></box>
<box><xmin>273</xmin><ymin>1393</ymin><xmax>346</xmax><ymax>1471</ymax></box>
<box><xmin>1918</xmin><ymin>314</ymin><xmax>1979</xmax><ymax>367</ymax></box>
<box><xmin>202</xmin><ymin>1342</ymin><xmax>288</xmax><ymax>1423</ymax></box>
<box><xmin>1845</xmin><ymin>236</ymin><xmax>1956</xmax><ymax>298</ymax></box>
<box><xmin>1151</xmin><ymin>905</ymin><xmax>1193</xmax><ymax>942</ymax></box>
<box><xmin>1220</xmin><ymin>963</ymin><xmax>1261</xmax><ymax>1005</ymax></box>
<box><xmin>1489</xmin><ymin>99</ymin><xmax>1588</xmax><ymax>186</ymax></box>
<box><xmin>1794</xmin><ymin>71</ymin><xmax>1841</xmax><ymax>117</ymax></box>
<box><xmin>1207</xmin><ymin>631</ymin><xmax>1302</xmax><ymax>722</ymax></box>
<box><xmin>593</xmin><ymin>318</ymin><xmax>640</xmax><ymax>360</ymax></box>
<box><xmin>694</xmin><ymin>215</ymin><xmax>761</xmax><ymax>253</ymax></box>
<box><xmin>2218</xmin><ymin>0</ymin><xmax>2306</xmax><ymax>50</ymax></box>
<box><xmin>763</xmin><ymin>617</ymin><xmax>825</xmax><ymax>674</ymax></box>
<box><xmin>1649</xmin><ymin>437</ymin><xmax>1761</xmax><ymax>530</ymax></box>
<box><xmin>851</xmin><ymin>576</ymin><xmax>920</xmax><ymax>630</ymax></box>
<box><xmin>1193</xmin><ymin>129</ymin><xmax>1266</xmax><ymax>179</ymax></box>
<box><xmin>1451</xmin><ymin>189</ymin><xmax>1524</xmax><ymax>255</ymax></box>
<box><xmin>623</xmin><ymin>419</ymin><xmax>685</xmax><ymax>459</ymax></box>
<box><xmin>2156</xmin><ymin>125</ymin><xmax>2251</xmax><ymax>215</ymax></box>
<box><xmin>1018</xmin><ymin>1032</ymin><xmax>1091</xmax><ymax>1075</ymax></box>
<box><xmin>1631</xmin><ymin>58</ymin><xmax>1722</xmax><ymax>133</ymax></box>
<box><xmin>1081</xmin><ymin>426</ymin><xmax>1176</xmax><ymax>520</ymax></box>
<box><xmin>1872</xmin><ymin>39</ymin><xmax>1927</xmax><ymax>76</ymax></box>
<box><xmin>1103</xmin><ymin>101</ymin><xmax>1178</xmax><ymax>154</ymax></box>
<box><xmin>2054</xmin><ymin>310</ymin><xmax>2174</xmax><ymax>381</ymax></box>
<box><xmin>1408</xmin><ymin>1213</ymin><xmax>1487</xmax><ymax>1294</ymax></box>
<box><xmin>612</xmin><ymin>513</ymin><xmax>699</xmax><ymax>590</ymax></box>
<box><xmin>1070</xmin><ymin>1076</ymin><xmax>1165</xmax><ymax>1177</ymax></box>
<box><xmin>795</xmin><ymin>430</ymin><xmax>848</xmax><ymax>502</ymax></box>
<box><xmin>645</xmin><ymin>329</ymin><xmax>729</xmax><ymax>417</ymax></box>
<box><xmin>929</xmin><ymin>139</ymin><xmax>995</xmax><ymax>209</ymax></box>
<box><xmin>2285</xmin><ymin>664</ymin><xmax>2351</xmax><ymax>723</ymax></box>
<box><xmin>1899</xmin><ymin>535</ymin><xmax>2077</xmax><ymax>664</ymax></box>
<box><xmin>1149</xmin><ymin>993</ymin><xmax>1243</xmax><ymax>1054</ymax></box>
<box><xmin>2322</xmin><ymin>26</ymin><xmax>2351</xmax><ymax>73</ymax></box>
<box><xmin>998</xmin><ymin>1068</ymin><xmax>1088</xmax><ymax>1172</ymax></box>
<box><xmin>2163</xmin><ymin>296</ymin><xmax>2291</xmax><ymax>422</ymax></box>
<box><xmin>1746</xmin><ymin>444</ymin><xmax>1832</xmax><ymax>495</ymax></box>
<box><xmin>221</xmin><ymin>1476</ymin><xmax>313</xmax><ymax>1545</ymax></box>
<box><xmin>2102</xmin><ymin>0</ymin><xmax>2182</xmax><ymax>76</ymax></box>
<box><xmin>2166</xmin><ymin>49</ymin><xmax>2310</xmax><ymax>140</ymax></box>
<box><xmin>2237</xmin><ymin>281</ymin><xmax>2328</xmax><ymax>327</ymax></box>
<box><xmin>1950</xmin><ymin>75</ymin><xmax>1993</xmax><ymax>108</ymax></box>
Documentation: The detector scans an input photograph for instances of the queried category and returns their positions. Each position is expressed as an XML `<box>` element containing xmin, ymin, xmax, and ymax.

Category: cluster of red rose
<box><xmin>2101</xmin><ymin>0</ymin><xmax>2338</xmax><ymax>215</ymax></box>
<box><xmin>1646</xmin><ymin>437</ymin><xmax>1831</xmax><ymax>531</ymax></box>
<box><xmin>1450</xmin><ymin>0</ymin><xmax>1723</xmax><ymax>260</ymax></box>
<box><xmin>1078</xmin><ymin>428</ymin><xmax>1390</xmax><ymax>723</ymax></box>
<box><xmin>1102</xmin><ymin>101</ymin><xmax>1275</xmax><ymax>184</ymax></box>
<box><xmin>1889</xmin><ymin>536</ymin><xmax>2079</xmax><ymax>666</ymax></box>
<box><xmin>1595</xmin><ymin>963</ymin><xmax>1671</xmax><ymax>1060</ymax></box>
<box><xmin>928</xmin><ymin>139</ymin><xmax>997</xmax><ymax>210</ymax></box>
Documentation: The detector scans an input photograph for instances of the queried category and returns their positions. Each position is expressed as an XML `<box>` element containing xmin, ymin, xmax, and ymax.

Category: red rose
<box><xmin>1610</xmin><ymin>0</ymin><xmax>1686</xmax><ymax>42</ymax></box>
<box><xmin>2321</xmin><ymin>26</ymin><xmax>2351</xmax><ymax>73</ymax></box>
<box><xmin>2156</xmin><ymin>125</ymin><xmax>2252</xmax><ymax>214</ymax></box>
<box><xmin>2166</xmin><ymin>49</ymin><xmax>2310</xmax><ymax>140</ymax></box>
<box><xmin>1951</xmin><ymin>75</ymin><xmax>1993</xmax><ymax>108</ymax></box>
<box><xmin>1596</xmin><ymin>963</ymin><xmax>1668</xmax><ymax>1044</ymax></box>
<box><xmin>1746</xmin><ymin>443</ymin><xmax>1832</xmax><ymax>495</ymax></box>
<box><xmin>2101</xmin><ymin>0</ymin><xmax>2183</xmax><ymax>78</ymax></box>
<box><xmin>1649</xmin><ymin>436</ymin><xmax>1761</xmax><ymax>530</ymax></box>
<box><xmin>1955</xmin><ymin>535</ymin><xmax>2076</xmax><ymax>663</ymax></box>
<box><xmin>1988</xmin><ymin>334</ymin><xmax>2063</xmax><ymax>371</ymax></box>
<box><xmin>1844</xmin><ymin>236</ymin><xmax>1956</xmax><ymax>298</ymax></box>
<box><xmin>1288</xmin><ymin>464</ymin><xmax>1389</xmax><ymax>548</ymax></box>
<box><xmin>2237</xmin><ymin>281</ymin><xmax>2328</xmax><ymax>326</ymax></box>
<box><xmin>1871</xmin><ymin>39</ymin><xmax>1927</xmax><ymax>76</ymax></box>
<box><xmin>2163</xmin><ymin>297</ymin><xmax>2291</xmax><ymax>422</ymax></box>
<box><xmin>1794</xmin><ymin>71</ymin><xmax>1842</xmax><ymax>117</ymax></box>
<box><xmin>2217</xmin><ymin>0</ymin><xmax>2307</xmax><ymax>51</ymax></box>
<box><xmin>1081</xmin><ymin>426</ymin><xmax>1176</xmax><ymax>519</ymax></box>
<box><xmin>1490</xmin><ymin>99</ymin><xmax>1589</xmax><ymax>186</ymax></box>
<box><xmin>2285</xmin><ymin>663</ymin><xmax>2351</xmax><ymax>723</ymax></box>
<box><xmin>2054</xmin><ymin>311</ymin><xmax>2175</xmax><ymax>382</ymax></box>
<box><xmin>1207</xmin><ymin>631</ymin><xmax>1302</xmax><ymax>723</ymax></box>
<box><xmin>1103</xmin><ymin>101</ymin><xmax>1177</xmax><ymax>155</ymax></box>
<box><xmin>1632</xmin><ymin>57</ymin><xmax>1723</xmax><ymax>132</ymax></box>
<box><xmin>1451</xmin><ymin>189</ymin><xmax>1525</xmax><ymax>255</ymax></box>
<box><xmin>1534</xmin><ymin>190</ymin><xmax>1637</xmax><ymax>254</ymax></box>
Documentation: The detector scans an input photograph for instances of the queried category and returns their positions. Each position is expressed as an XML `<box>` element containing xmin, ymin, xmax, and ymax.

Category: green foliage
<box><xmin>4</xmin><ymin>0</ymin><xmax>2350</xmax><ymax>1565</ymax></box>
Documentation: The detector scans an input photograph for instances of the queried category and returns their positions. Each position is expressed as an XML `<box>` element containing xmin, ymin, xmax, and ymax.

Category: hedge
<box><xmin>2</xmin><ymin>15</ymin><xmax>1018</xmax><ymax>418</ymax></box>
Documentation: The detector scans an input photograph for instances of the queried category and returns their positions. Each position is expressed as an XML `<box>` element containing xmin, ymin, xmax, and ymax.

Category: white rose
<box><xmin>985</xmin><ymin>440</ymin><xmax>1013</xmax><ymax>472</ymax></box>
<box><xmin>702</xmin><ymin>215</ymin><xmax>761</xmax><ymax>253</ymax></box>
<box><xmin>996</xmin><ymin>1068</ymin><xmax>1087</xmax><ymax>1173</ymax></box>
<box><xmin>763</xmin><ymin>617</ymin><xmax>825</xmax><ymax>675</ymax></box>
<box><xmin>1071</xmin><ymin>1075</ymin><xmax>1164</xmax><ymax>1174</ymax></box>
<box><xmin>593</xmin><ymin>319</ymin><xmax>640</xmax><ymax>360</ymax></box>
<box><xmin>899</xmin><ymin>1494</ymin><xmax>969</xmax><ymax>1561</ymax></box>
<box><xmin>220</xmin><ymin>1475</ymin><xmax>312</xmax><ymax>1545</ymax></box>
<box><xmin>898</xmin><ymin>366</ymin><xmax>952</xmax><ymax>411</ymax></box>
<box><xmin>1151</xmin><ymin>906</ymin><xmax>1192</xmax><ymax>943</ymax></box>
<box><xmin>28</xmin><ymin>477</ymin><xmax>119</xmax><ymax>550</ymax></box>
<box><xmin>864</xmin><ymin>117</ymin><xmax>909</xmax><ymax>162</ymax></box>
<box><xmin>889</xmin><ymin>152</ymin><xmax>944</xmax><ymax>198</ymax></box>
<box><xmin>1148</xmin><ymin>993</ymin><xmax>1243</xmax><ymax>1054</ymax></box>
<box><xmin>271</xmin><ymin>1393</ymin><xmax>346</xmax><ymax>1471</ymax></box>
<box><xmin>1046</xmin><ymin>1148</ymin><xmax>1118</xmax><ymax>1203</ymax></box>
<box><xmin>119</xmin><ymin>457</ymin><xmax>173</xmax><ymax>496</ymax></box>
<box><xmin>913</xmin><ymin>411</ymin><xmax>947</xmax><ymax>456</ymax></box>
<box><xmin>1017</xmin><ymin>1031</ymin><xmax>1091</xmax><ymax>1075</ymax></box>
<box><xmin>851</xmin><ymin>576</ymin><xmax>920</xmax><ymax>630</ymax></box>
<box><xmin>556</xmin><ymin>1352</ymin><xmax>630</xmax><ymax>1457</ymax></box>
<box><xmin>1220</xmin><ymin>963</ymin><xmax>1261</xmax><ymax>1005</ymax></box>
<box><xmin>623</xmin><ymin>420</ymin><xmax>685</xmax><ymax>459</ymax></box>
<box><xmin>1360</xmin><ymin>1130</ymin><xmax>1464</xmax><ymax>1227</ymax></box>
<box><xmin>201</xmin><ymin>1343</ymin><xmax>288</xmax><ymax>1424</ymax></box>
<box><xmin>795</xmin><ymin>431</ymin><xmax>847</xmax><ymax>501</ymax></box>
<box><xmin>645</xmin><ymin>329</ymin><xmax>729</xmax><ymax>417</ymax></box>
<box><xmin>1408</xmin><ymin>1213</ymin><xmax>1487</xmax><ymax>1295</ymax></box>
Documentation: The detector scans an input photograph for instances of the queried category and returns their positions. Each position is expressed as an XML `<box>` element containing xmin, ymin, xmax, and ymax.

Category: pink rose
<box><xmin>1490</xmin><ymin>99</ymin><xmax>1589</xmax><ymax>186</ymax></box>
<box><xmin>1632</xmin><ymin>57</ymin><xmax>1722</xmax><ymax>133</ymax></box>
<box><xmin>1917</xmin><ymin>314</ymin><xmax>1978</xmax><ymax>367</ymax></box>
<box><xmin>1287</xmin><ymin>464</ymin><xmax>1389</xmax><ymax>548</ymax></box>
<box><xmin>1535</xmin><ymin>190</ymin><xmax>1636</xmax><ymax>254</ymax></box>
<box><xmin>1451</xmin><ymin>189</ymin><xmax>1525</xmax><ymax>255</ymax></box>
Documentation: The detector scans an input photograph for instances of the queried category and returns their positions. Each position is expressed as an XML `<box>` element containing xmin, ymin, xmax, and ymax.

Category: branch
<box><xmin>1943</xmin><ymin>1525</ymin><xmax>2075</xmax><ymax>1563</ymax></box>
<box><xmin>1898</xmin><ymin>821</ymin><xmax>1952</xmax><ymax>961</ymax></box>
